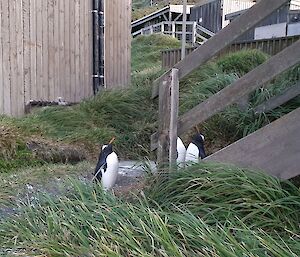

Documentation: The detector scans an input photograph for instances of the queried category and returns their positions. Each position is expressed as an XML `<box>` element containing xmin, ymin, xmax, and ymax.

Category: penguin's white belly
<box><xmin>101</xmin><ymin>152</ymin><xmax>119</xmax><ymax>190</ymax></box>
<box><xmin>177</xmin><ymin>137</ymin><xmax>186</xmax><ymax>168</ymax></box>
<box><xmin>185</xmin><ymin>143</ymin><xmax>199</xmax><ymax>164</ymax></box>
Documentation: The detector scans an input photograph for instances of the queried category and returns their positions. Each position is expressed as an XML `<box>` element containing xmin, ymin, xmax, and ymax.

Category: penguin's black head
<box><xmin>94</xmin><ymin>144</ymin><xmax>113</xmax><ymax>180</ymax></box>
<box><xmin>192</xmin><ymin>133</ymin><xmax>206</xmax><ymax>159</ymax></box>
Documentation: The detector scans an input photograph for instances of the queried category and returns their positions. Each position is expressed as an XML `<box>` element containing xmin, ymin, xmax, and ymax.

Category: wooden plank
<box><xmin>53</xmin><ymin>0</ymin><xmax>60</xmax><ymax>100</ymax></box>
<box><xmin>74</xmin><ymin>0</ymin><xmax>80</xmax><ymax>101</ymax></box>
<box><xmin>151</xmin><ymin>40</ymin><xmax>300</xmax><ymax>150</ymax></box>
<box><xmin>169</xmin><ymin>68</ymin><xmax>179</xmax><ymax>167</ymax></box>
<box><xmin>29</xmin><ymin>0</ymin><xmax>37</xmax><ymax>101</ymax></box>
<box><xmin>16</xmin><ymin>0</ymin><xmax>24</xmax><ymax>116</ymax></box>
<box><xmin>0</xmin><ymin>0</ymin><xmax>3</xmax><ymax>113</ymax></box>
<box><xmin>114</xmin><ymin>0</ymin><xmax>119</xmax><ymax>87</ymax></box>
<box><xmin>205</xmin><ymin>108</ymin><xmax>300</xmax><ymax>179</ymax></box>
<box><xmin>36</xmin><ymin>0</ymin><xmax>43</xmax><ymax>100</ymax></box>
<box><xmin>84</xmin><ymin>0</ymin><xmax>91</xmax><ymax>96</ymax></box>
<box><xmin>79</xmin><ymin>0</ymin><xmax>85</xmax><ymax>97</ymax></box>
<box><xmin>48</xmin><ymin>0</ymin><xmax>55</xmax><ymax>101</ymax></box>
<box><xmin>64</xmin><ymin>0</ymin><xmax>70</xmax><ymax>100</ymax></box>
<box><xmin>2</xmin><ymin>0</ymin><xmax>11</xmax><ymax>115</ymax></box>
<box><xmin>42</xmin><ymin>0</ymin><xmax>49</xmax><ymax>100</ymax></box>
<box><xmin>152</xmin><ymin>0</ymin><xmax>290</xmax><ymax>98</ymax></box>
<box><xmin>157</xmin><ymin>73</ymin><xmax>172</xmax><ymax>168</ymax></box>
<box><xmin>23</xmin><ymin>0</ymin><xmax>31</xmax><ymax>105</ymax></box>
<box><xmin>105</xmin><ymin>0</ymin><xmax>112</xmax><ymax>88</ymax></box>
<box><xmin>254</xmin><ymin>82</ymin><xmax>300</xmax><ymax>114</ymax></box>
<box><xmin>69</xmin><ymin>0</ymin><xmax>76</xmax><ymax>101</ymax></box>
<box><xmin>125</xmin><ymin>0</ymin><xmax>131</xmax><ymax>87</ymax></box>
<box><xmin>9</xmin><ymin>0</ymin><xmax>18</xmax><ymax>116</ymax></box>
<box><xmin>177</xmin><ymin>40</ymin><xmax>300</xmax><ymax>137</ymax></box>
<box><xmin>59</xmin><ymin>0</ymin><xmax>65</xmax><ymax>99</ymax></box>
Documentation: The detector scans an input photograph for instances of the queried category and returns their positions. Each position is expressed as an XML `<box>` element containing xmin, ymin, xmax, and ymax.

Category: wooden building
<box><xmin>225</xmin><ymin>0</ymin><xmax>300</xmax><ymax>40</ymax></box>
<box><xmin>190</xmin><ymin>0</ymin><xmax>300</xmax><ymax>41</ymax></box>
<box><xmin>0</xmin><ymin>0</ymin><xmax>131</xmax><ymax>117</ymax></box>
<box><xmin>190</xmin><ymin>0</ymin><xmax>255</xmax><ymax>33</ymax></box>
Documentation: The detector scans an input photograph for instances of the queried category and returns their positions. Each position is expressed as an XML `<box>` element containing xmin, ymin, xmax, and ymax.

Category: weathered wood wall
<box><xmin>0</xmin><ymin>0</ymin><xmax>93</xmax><ymax>116</ymax></box>
<box><xmin>162</xmin><ymin>35</ymin><xmax>300</xmax><ymax>69</ymax></box>
<box><xmin>105</xmin><ymin>0</ymin><xmax>131</xmax><ymax>89</ymax></box>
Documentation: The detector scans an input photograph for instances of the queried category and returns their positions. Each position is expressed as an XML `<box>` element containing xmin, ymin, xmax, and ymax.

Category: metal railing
<box><xmin>132</xmin><ymin>21</ymin><xmax>197</xmax><ymax>44</ymax></box>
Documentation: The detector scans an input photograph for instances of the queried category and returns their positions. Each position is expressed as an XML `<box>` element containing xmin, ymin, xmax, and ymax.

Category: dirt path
<box><xmin>0</xmin><ymin>161</ymin><xmax>156</xmax><ymax>220</ymax></box>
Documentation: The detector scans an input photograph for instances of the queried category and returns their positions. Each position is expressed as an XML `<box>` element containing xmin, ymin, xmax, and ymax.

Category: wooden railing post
<box><xmin>157</xmin><ymin>72</ymin><xmax>172</xmax><ymax>168</ymax></box>
<box><xmin>157</xmin><ymin>68</ymin><xmax>179</xmax><ymax>170</ymax></box>
<box><xmin>172</xmin><ymin>22</ymin><xmax>176</xmax><ymax>38</ymax></box>
<box><xmin>169</xmin><ymin>68</ymin><xmax>179</xmax><ymax>168</ymax></box>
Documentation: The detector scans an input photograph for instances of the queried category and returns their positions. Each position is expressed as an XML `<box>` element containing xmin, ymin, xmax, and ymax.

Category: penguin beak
<box><xmin>199</xmin><ymin>145</ymin><xmax>206</xmax><ymax>159</ymax></box>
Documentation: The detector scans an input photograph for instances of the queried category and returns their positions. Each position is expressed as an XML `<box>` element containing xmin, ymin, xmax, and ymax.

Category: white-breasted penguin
<box><xmin>185</xmin><ymin>133</ymin><xmax>206</xmax><ymax>164</ymax></box>
<box><xmin>177</xmin><ymin>137</ymin><xmax>186</xmax><ymax>168</ymax></box>
<box><xmin>93</xmin><ymin>140</ymin><xmax>119</xmax><ymax>190</ymax></box>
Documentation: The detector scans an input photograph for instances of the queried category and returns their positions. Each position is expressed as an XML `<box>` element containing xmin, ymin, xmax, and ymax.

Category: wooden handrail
<box><xmin>177</xmin><ymin>40</ymin><xmax>300</xmax><ymax>136</ymax></box>
<box><xmin>151</xmin><ymin>0</ymin><xmax>294</xmax><ymax>167</ymax></box>
<box><xmin>152</xmin><ymin>0</ymin><xmax>290</xmax><ymax>99</ymax></box>
<box><xmin>254</xmin><ymin>82</ymin><xmax>300</xmax><ymax>114</ymax></box>
<box><xmin>151</xmin><ymin>39</ymin><xmax>300</xmax><ymax>150</ymax></box>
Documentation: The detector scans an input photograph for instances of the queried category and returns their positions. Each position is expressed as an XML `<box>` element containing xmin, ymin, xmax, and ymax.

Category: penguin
<box><xmin>93</xmin><ymin>138</ymin><xmax>119</xmax><ymax>190</ymax></box>
<box><xmin>177</xmin><ymin>137</ymin><xmax>186</xmax><ymax>168</ymax></box>
<box><xmin>185</xmin><ymin>133</ymin><xmax>206</xmax><ymax>164</ymax></box>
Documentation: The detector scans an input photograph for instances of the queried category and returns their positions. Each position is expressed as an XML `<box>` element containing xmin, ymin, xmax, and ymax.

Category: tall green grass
<box><xmin>1</xmin><ymin>165</ymin><xmax>299</xmax><ymax>256</ymax></box>
<box><xmin>146</xmin><ymin>163</ymin><xmax>300</xmax><ymax>233</ymax></box>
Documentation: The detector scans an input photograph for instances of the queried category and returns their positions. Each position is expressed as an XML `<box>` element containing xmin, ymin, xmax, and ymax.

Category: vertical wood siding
<box><xmin>104</xmin><ymin>0</ymin><xmax>131</xmax><ymax>89</ymax></box>
<box><xmin>0</xmin><ymin>0</ymin><xmax>93</xmax><ymax>116</ymax></box>
<box><xmin>222</xmin><ymin>0</ymin><xmax>255</xmax><ymax>28</ymax></box>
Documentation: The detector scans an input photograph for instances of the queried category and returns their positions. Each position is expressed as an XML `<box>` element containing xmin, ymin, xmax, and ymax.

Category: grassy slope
<box><xmin>0</xmin><ymin>164</ymin><xmax>299</xmax><ymax>256</ymax></box>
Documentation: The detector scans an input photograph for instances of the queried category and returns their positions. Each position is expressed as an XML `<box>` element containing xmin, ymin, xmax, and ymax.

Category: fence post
<box><xmin>192</xmin><ymin>22</ymin><xmax>197</xmax><ymax>45</ymax></box>
<box><xmin>169</xmin><ymin>68</ymin><xmax>179</xmax><ymax>168</ymax></box>
<box><xmin>161</xmin><ymin>22</ymin><xmax>164</xmax><ymax>34</ymax></box>
<box><xmin>172</xmin><ymin>22</ymin><xmax>176</xmax><ymax>38</ymax></box>
<box><xmin>157</xmin><ymin>68</ymin><xmax>179</xmax><ymax>170</ymax></box>
<box><xmin>150</xmin><ymin>25</ymin><xmax>154</xmax><ymax>34</ymax></box>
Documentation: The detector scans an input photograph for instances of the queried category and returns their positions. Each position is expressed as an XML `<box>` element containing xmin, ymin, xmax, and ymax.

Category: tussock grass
<box><xmin>217</xmin><ymin>49</ymin><xmax>269</xmax><ymax>76</ymax></box>
<box><xmin>0</xmin><ymin>165</ymin><xmax>299</xmax><ymax>256</ymax></box>
<box><xmin>0</xmin><ymin>124</ymin><xmax>44</xmax><ymax>173</ymax></box>
<box><xmin>146</xmin><ymin>163</ymin><xmax>300</xmax><ymax>233</ymax></box>
<box><xmin>0</xmin><ymin>125</ymin><xmax>22</xmax><ymax>160</ymax></box>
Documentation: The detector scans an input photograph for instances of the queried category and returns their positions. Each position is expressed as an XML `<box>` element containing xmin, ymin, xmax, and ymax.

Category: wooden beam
<box><xmin>254</xmin><ymin>82</ymin><xmax>300</xmax><ymax>114</ymax></box>
<box><xmin>205</xmin><ymin>108</ymin><xmax>300</xmax><ymax>180</ymax></box>
<box><xmin>157</xmin><ymin>73</ymin><xmax>172</xmax><ymax>168</ymax></box>
<box><xmin>151</xmin><ymin>39</ymin><xmax>300</xmax><ymax>150</ymax></box>
<box><xmin>177</xmin><ymin>40</ymin><xmax>300</xmax><ymax>136</ymax></box>
<box><xmin>152</xmin><ymin>0</ymin><xmax>290</xmax><ymax>98</ymax></box>
<box><xmin>156</xmin><ymin>69</ymin><xmax>180</xmax><ymax>169</ymax></box>
<box><xmin>169</xmin><ymin>69</ymin><xmax>179</xmax><ymax>168</ymax></box>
